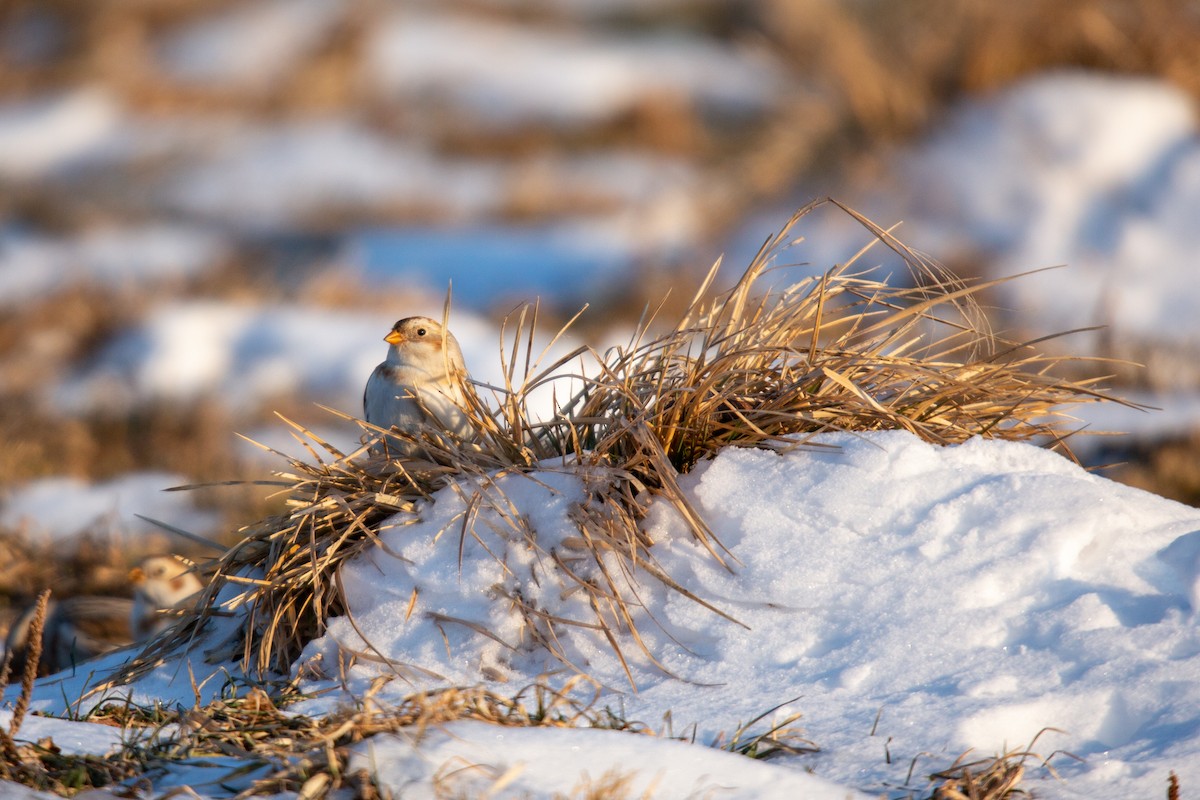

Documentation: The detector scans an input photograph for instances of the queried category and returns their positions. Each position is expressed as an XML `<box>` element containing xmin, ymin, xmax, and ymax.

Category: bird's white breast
<box><xmin>364</xmin><ymin>363</ymin><xmax>472</xmax><ymax>443</ymax></box>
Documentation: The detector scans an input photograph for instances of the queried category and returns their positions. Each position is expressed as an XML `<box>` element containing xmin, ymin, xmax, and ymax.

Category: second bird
<box><xmin>363</xmin><ymin>316</ymin><xmax>476</xmax><ymax>456</ymax></box>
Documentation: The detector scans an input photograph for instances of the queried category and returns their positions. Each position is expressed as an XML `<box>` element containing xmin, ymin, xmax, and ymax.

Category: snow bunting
<box><xmin>363</xmin><ymin>316</ymin><xmax>477</xmax><ymax>455</ymax></box>
<box><xmin>5</xmin><ymin>596</ymin><xmax>134</xmax><ymax>678</ymax></box>
<box><xmin>129</xmin><ymin>555</ymin><xmax>204</xmax><ymax>640</ymax></box>
<box><xmin>2</xmin><ymin>556</ymin><xmax>205</xmax><ymax>678</ymax></box>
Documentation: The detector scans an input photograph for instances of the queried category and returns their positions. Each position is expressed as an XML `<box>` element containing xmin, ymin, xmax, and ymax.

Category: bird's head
<box><xmin>130</xmin><ymin>555</ymin><xmax>203</xmax><ymax>609</ymax></box>
<box><xmin>385</xmin><ymin>316</ymin><xmax>466</xmax><ymax>375</ymax></box>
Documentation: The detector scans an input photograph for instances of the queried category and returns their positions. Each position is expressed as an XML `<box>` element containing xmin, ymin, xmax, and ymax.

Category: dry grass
<box><xmin>0</xmin><ymin>592</ymin><xmax>141</xmax><ymax>794</ymax></box>
<box><xmin>0</xmin><ymin>676</ymin><xmax>655</xmax><ymax>797</ymax></box>
<box><xmin>711</xmin><ymin>699</ymin><xmax>816</xmax><ymax>761</ymax></box>
<box><xmin>0</xmin><ymin>667</ymin><xmax>820</xmax><ymax>798</ymax></box>
<box><xmin>912</xmin><ymin>729</ymin><xmax>1081</xmax><ymax>800</ymax></box>
<box><xmin>96</xmin><ymin>200</ymin><xmax>1126</xmax><ymax>698</ymax></box>
<box><xmin>758</xmin><ymin>0</ymin><xmax>1200</xmax><ymax>139</ymax></box>
<box><xmin>0</xmin><ymin>529</ymin><xmax>157</xmax><ymax>639</ymax></box>
<box><xmin>1096</xmin><ymin>429</ymin><xmax>1200</xmax><ymax>507</ymax></box>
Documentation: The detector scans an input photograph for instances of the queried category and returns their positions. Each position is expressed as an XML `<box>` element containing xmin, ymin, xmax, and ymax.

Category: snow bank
<box><xmin>892</xmin><ymin>71</ymin><xmax>1200</xmax><ymax>384</ymax></box>
<box><xmin>297</xmin><ymin>431</ymin><xmax>1200</xmax><ymax>798</ymax></box>
<box><xmin>13</xmin><ymin>432</ymin><xmax>1200</xmax><ymax>798</ymax></box>
<box><xmin>348</xmin><ymin>721</ymin><xmax>867</xmax><ymax>799</ymax></box>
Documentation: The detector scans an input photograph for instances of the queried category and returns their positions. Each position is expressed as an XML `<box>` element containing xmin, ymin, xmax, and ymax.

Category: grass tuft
<box><xmin>104</xmin><ymin>200</ymin><xmax>1128</xmax><ymax>692</ymax></box>
<box><xmin>914</xmin><ymin>728</ymin><xmax>1082</xmax><ymax>800</ymax></box>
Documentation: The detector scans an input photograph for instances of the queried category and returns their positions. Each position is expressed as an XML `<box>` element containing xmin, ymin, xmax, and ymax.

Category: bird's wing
<box><xmin>364</xmin><ymin>363</ymin><xmax>398</xmax><ymax>425</ymax></box>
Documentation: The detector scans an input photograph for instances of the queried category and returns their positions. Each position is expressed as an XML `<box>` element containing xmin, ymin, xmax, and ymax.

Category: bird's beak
<box><xmin>385</xmin><ymin>330</ymin><xmax>404</xmax><ymax>346</ymax></box>
<box><xmin>129</xmin><ymin>567</ymin><xmax>145</xmax><ymax>584</ymax></box>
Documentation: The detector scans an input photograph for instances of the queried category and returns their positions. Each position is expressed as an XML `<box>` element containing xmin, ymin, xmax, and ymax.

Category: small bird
<box><xmin>3</xmin><ymin>555</ymin><xmax>206</xmax><ymax>678</ymax></box>
<box><xmin>5</xmin><ymin>596</ymin><xmax>134</xmax><ymax>678</ymax></box>
<box><xmin>129</xmin><ymin>554</ymin><xmax>205</xmax><ymax>641</ymax></box>
<box><xmin>363</xmin><ymin>316</ymin><xmax>477</xmax><ymax>456</ymax></box>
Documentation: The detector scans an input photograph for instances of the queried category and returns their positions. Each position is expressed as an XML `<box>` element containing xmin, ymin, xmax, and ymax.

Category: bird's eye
<box><xmin>417</xmin><ymin>328</ymin><xmax>427</xmax><ymax>336</ymax></box>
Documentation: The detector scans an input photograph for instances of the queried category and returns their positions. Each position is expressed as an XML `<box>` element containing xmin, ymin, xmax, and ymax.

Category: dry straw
<box><xmin>106</xmin><ymin>199</ymin><xmax>1124</xmax><ymax>691</ymax></box>
<box><xmin>916</xmin><ymin>727</ymin><xmax>1082</xmax><ymax>800</ymax></box>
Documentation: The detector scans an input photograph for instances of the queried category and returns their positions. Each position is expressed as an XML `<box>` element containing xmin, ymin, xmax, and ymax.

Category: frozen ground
<box><xmin>9</xmin><ymin>431</ymin><xmax>1200</xmax><ymax>798</ymax></box>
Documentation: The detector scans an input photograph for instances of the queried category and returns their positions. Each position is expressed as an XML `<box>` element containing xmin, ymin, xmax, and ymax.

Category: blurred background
<box><xmin>3</xmin><ymin>0</ymin><xmax>1200</xmax><ymax>610</ymax></box>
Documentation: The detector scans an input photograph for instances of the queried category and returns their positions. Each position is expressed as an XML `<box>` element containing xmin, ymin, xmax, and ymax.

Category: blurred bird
<box><xmin>363</xmin><ymin>316</ymin><xmax>477</xmax><ymax>455</ymax></box>
<box><xmin>129</xmin><ymin>554</ymin><xmax>205</xmax><ymax>640</ymax></box>
<box><xmin>5</xmin><ymin>595</ymin><xmax>134</xmax><ymax>678</ymax></box>
<box><xmin>3</xmin><ymin>555</ymin><xmax>206</xmax><ymax>678</ymax></box>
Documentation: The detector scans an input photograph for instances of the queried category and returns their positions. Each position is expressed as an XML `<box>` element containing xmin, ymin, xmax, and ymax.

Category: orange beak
<box><xmin>385</xmin><ymin>330</ymin><xmax>404</xmax><ymax>346</ymax></box>
<box><xmin>129</xmin><ymin>567</ymin><xmax>145</xmax><ymax>584</ymax></box>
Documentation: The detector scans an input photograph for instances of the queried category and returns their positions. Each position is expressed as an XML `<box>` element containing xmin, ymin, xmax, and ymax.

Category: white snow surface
<box><xmin>0</xmin><ymin>471</ymin><xmax>219</xmax><ymax>543</ymax></box>
<box><xmin>888</xmin><ymin>71</ymin><xmax>1200</xmax><ymax>381</ymax></box>
<box><xmin>347</xmin><ymin>721</ymin><xmax>866</xmax><ymax>799</ymax></box>
<box><xmin>365</xmin><ymin>10</ymin><xmax>783</xmax><ymax>127</ymax></box>
<box><xmin>0</xmin><ymin>224</ymin><xmax>227</xmax><ymax>307</ymax></box>
<box><xmin>0</xmin><ymin>89</ymin><xmax>123</xmax><ymax>180</ymax></box>
<box><xmin>156</xmin><ymin>0</ymin><xmax>342</xmax><ymax>90</ymax></box>
<box><xmin>11</xmin><ymin>432</ymin><xmax>1199</xmax><ymax>798</ymax></box>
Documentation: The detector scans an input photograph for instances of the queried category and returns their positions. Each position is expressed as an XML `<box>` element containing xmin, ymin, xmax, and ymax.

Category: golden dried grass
<box><xmin>92</xmin><ymin>676</ymin><xmax>648</xmax><ymax>798</ymax></box>
<box><xmin>7</xmin><ymin>676</ymin><xmax>813</xmax><ymax>798</ymax></box>
<box><xmin>916</xmin><ymin>728</ymin><xmax>1081</xmax><ymax>800</ymax></box>
<box><xmin>107</xmin><ymin>200</ymin><xmax>1125</xmax><ymax>694</ymax></box>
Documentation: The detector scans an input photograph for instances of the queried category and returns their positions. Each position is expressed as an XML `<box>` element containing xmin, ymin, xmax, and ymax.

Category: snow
<box><xmin>0</xmin><ymin>89</ymin><xmax>123</xmax><ymax>180</ymax></box>
<box><xmin>161</xmin><ymin>120</ymin><xmax>502</xmax><ymax>227</ymax></box>
<box><xmin>0</xmin><ymin>710</ymin><xmax>126</xmax><ymax>757</ymax></box>
<box><xmin>0</xmin><ymin>472</ymin><xmax>219</xmax><ymax>543</ymax></box>
<box><xmin>0</xmin><ymin>224</ymin><xmax>227</xmax><ymax>307</ymax></box>
<box><xmin>10</xmin><ymin>432</ymin><xmax>1198</xmax><ymax>798</ymax></box>
<box><xmin>0</xmin><ymin>89</ymin><xmax>247</xmax><ymax>188</ymax></box>
<box><xmin>347</xmin><ymin>721</ymin><xmax>866</xmax><ymax>799</ymax></box>
<box><xmin>156</xmin><ymin>0</ymin><xmax>342</xmax><ymax>90</ymax></box>
<box><xmin>885</xmin><ymin>71</ymin><xmax>1200</xmax><ymax>382</ymax></box>
<box><xmin>282</xmin><ymin>432</ymin><xmax>1200</xmax><ymax>799</ymax></box>
<box><xmin>365</xmin><ymin>10</ymin><xmax>783</xmax><ymax>128</ymax></box>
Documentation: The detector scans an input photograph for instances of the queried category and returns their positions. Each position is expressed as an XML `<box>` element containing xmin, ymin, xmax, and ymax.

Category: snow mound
<box><xmin>298</xmin><ymin>431</ymin><xmax>1200</xmax><ymax>798</ymax></box>
<box><xmin>348</xmin><ymin>721</ymin><xmax>867</xmax><ymax>800</ymax></box>
<box><xmin>13</xmin><ymin>436</ymin><xmax>1199</xmax><ymax>798</ymax></box>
